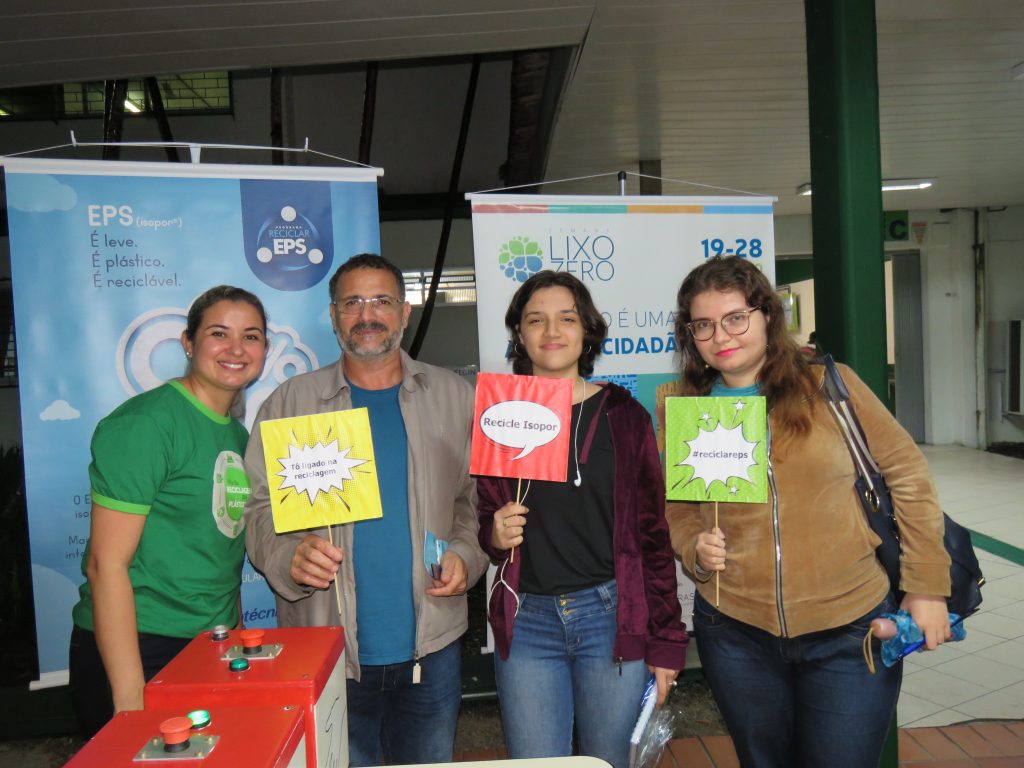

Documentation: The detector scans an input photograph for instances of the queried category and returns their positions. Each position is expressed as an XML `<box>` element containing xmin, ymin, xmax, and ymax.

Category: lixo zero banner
<box><xmin>467</xmin><ymin>193</ymin><xmax>776</xmax><ymax>632</ymax></box>
<box><xmin>4</xmin><ymin>157</ymin><xmax>382</xmax><ymax>680</ymax></box>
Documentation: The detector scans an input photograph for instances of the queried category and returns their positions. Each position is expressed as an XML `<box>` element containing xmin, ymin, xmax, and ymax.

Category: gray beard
<box><xmin>339</xmin><ymin>327</ymin><xmax>403</xmax><ymax>360</ymax></box>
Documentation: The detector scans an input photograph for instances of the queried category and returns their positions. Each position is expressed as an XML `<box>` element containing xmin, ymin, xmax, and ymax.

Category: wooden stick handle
<box><xmin>511</xmin><ymin>478</ymin><xmax>523</xmax><ymax>563</ymax></box>
<box><xmin>326</xmin><ymin>524</ymin><xmax>344</xmax><ymax>619</ymax></box>
<box><xmin>714</xmin><ymin>502</ymin><xmax>720</xmax><ymax>607</ymax></box>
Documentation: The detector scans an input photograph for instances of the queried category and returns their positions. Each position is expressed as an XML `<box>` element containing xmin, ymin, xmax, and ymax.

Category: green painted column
<box><xmin>804</xmin><ymin>0</ymin><xmax>888</xmax><ymax>401</ymax></box>
<box><xmin>804</xmin><ymin>3</ymin><xmax>898</xmax><ymax>766</ymax></box>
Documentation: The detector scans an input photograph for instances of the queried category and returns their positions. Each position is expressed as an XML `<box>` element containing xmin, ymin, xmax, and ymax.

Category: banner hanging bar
<box><xmin>1</xmin><ymin>134</ymin><xmax>376</xmax><ymax>171</ymax></box>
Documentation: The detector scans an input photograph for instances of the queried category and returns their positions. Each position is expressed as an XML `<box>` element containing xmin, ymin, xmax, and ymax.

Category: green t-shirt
<box><xmin>72</xmin><ymin>380</ymin><xmax>252</xmax><ymax>638</ymax></box>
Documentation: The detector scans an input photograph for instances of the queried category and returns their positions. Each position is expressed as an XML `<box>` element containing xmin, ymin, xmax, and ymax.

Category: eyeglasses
<box><xmin>332</xmin><ymin>295</ymin><xmax>401</xmax><ymax>315</ymax></box>
<box><xmin>686</xmin><ymin>307</ymin><xmax>763</xmax><ymax>342</ymax></box>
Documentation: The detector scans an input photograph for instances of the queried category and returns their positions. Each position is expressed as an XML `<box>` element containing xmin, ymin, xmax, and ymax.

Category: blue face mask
<box><xmin>423</xmin><ymin>530</ymin><xmax>448</xmax><ymax>579</ymax></box>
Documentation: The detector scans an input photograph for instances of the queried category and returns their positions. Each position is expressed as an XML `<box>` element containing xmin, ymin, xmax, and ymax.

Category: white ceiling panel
<box><xmin>0</xmin><ymin>0</ymin><xmax>1022</xmax><ymax>216</ymax></box>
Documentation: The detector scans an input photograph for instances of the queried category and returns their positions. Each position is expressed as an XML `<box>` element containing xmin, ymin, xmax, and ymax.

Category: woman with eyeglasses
<box><xmin>666</xmin><ymin>257</ymin><xmax>950</xmax><ymax>768</ymax></box>
<box><xmin>69</xmin><ymin>285</ymin><xmax>268</xmax><ymax>738</ymax></box>
<box><xmin>476</xmin><ymin>271</ymin><xmax>688</xmax><ymax>768</ymax></box>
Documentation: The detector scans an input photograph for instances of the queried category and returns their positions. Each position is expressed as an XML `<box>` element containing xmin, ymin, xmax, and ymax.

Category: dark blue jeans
<box><xmin>68</xmin><ymin>625</ymin><xmax>191</xmax><ymax>739</ymax></box>
<box><xmin>345</xmin><ymin>639</ymin><xmax>461</xmax><ymax>767</ymax></box>
<box><xmin>693</xmin><ymin>591</ymin><xmax>901</xmax><ymax>768</ymax></box>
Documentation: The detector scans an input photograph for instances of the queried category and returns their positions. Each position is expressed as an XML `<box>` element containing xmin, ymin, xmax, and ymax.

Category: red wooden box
<box><xmin>145</xmin><ymin>626</ymin><xmax>346</xmax><ymax>768</ymax></box>
<box><xmin>65</xmin><ymin>704</ymin><xmax>306</xmax><ymax>767</ymax></box>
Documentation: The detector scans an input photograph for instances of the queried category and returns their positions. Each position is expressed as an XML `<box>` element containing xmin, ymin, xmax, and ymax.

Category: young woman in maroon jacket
<box><xmin>477</xmin><ymin>270</ymin><xmax>688</xmax><ymax>768</ymax></box>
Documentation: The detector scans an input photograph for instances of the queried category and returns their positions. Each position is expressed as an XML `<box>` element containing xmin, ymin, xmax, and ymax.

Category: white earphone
<box><xmin>573</xmin><ymin>378</ymin><xmax>587</xmax><ymax>487</ymax></box>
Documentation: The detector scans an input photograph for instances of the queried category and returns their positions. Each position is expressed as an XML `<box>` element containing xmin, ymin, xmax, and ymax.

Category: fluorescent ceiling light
<box><xmin>1012</xmin><ymin>61</ymin><xmax>1024</xmax><ymax>81</ymax></box>
<box><xmin>796</xmin><ymin>179</ymin><xmax>934</xmax><ymax>196</ymax></box>
<box><xmin>124</xmin><ymin>99</ymin><xmax>142</xmax><ymax>113</ymax></box>
<box><xmin>881</xmin><ymin>179</ymin><xmax>935</xmax><ymax>192</ymax></box>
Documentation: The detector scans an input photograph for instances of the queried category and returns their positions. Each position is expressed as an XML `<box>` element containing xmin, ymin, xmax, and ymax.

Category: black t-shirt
<box><xmin>518</xmin><ymin>391</ymin><xmax>616</xmax><ymax>595</ymax></box>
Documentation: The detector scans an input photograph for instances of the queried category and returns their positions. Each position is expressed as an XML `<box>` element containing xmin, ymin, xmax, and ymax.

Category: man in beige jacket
<box><xmin>245</xmin><ymin>253</ymin><xmax>487</xmax><ymax>767</ymax></box>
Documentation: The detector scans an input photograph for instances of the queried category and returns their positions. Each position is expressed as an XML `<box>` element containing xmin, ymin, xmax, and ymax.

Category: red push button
<box><xmin>240</xmin><ymin>628</ymin><xmax>265</xmax><ymax>655</ymax></box>
<box><xmin>159</xmin><ymin>716</ymin><xmax>193</xmax><ymax>753</ymax></box>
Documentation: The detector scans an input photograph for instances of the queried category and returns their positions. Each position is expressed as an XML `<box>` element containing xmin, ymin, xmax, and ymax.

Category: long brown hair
<box><xmin>674</xmin><ymin>257</ymin><xmax>818</xmax><ymax>441</ymax></box>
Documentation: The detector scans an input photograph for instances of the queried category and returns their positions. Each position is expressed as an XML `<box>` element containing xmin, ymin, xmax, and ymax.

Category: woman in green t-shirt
<box><xmin>69</xmin><ymin>285</ymin><xmax>268</xmax><ymax>738</ymax></box>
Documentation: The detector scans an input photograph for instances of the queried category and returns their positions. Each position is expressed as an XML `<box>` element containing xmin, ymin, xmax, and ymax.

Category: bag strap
<box><xmin>821</xmin><ymin>356</ymin><xmax>870</xmax><ymax>476</ymax></box>
<box><xmin>820</xmin><ymin>356</ymin><xmax>888</xmax><ymax>515</ymax></box>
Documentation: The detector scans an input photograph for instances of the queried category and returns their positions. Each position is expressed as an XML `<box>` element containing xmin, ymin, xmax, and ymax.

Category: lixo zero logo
<box><xmin>116</xmin><ymin>307</ymin><xmax>319</xmax><ymax>429</ymax></box>
<box><xmin>498</xmin><ymin>236</ymin><xmax>544</xmax><ymax>283</ymax></box>
<box><xmin>240</xmin><ymin>180</ymin><xmax>335</xmax><ymax>291</ymax></box>
<box><xmin>547</xmin><ymin>231</ymin><xmax>616</xmax><ymax>282</ymax></box>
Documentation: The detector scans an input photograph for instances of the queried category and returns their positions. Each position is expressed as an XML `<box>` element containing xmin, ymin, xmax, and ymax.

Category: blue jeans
<box><xmin>494</xmin><ymin>580</ymin><xmax>648</xmax><ymax>768</ymax></box>
<box><xmin>693</xmin><ymin>591</ymin><xmax>902</xmax><ymax>768</ymax></box>
<box><xmin>345</xmin><ymin>639</ymin><xmax>461</xmax><ymax>767</ymax></box>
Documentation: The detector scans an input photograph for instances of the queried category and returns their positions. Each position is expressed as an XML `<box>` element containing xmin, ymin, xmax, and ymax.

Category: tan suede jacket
<box><xmin>666</xmin><ymin>363</ymin><xmax>950</xmax><ymax>638</ymax></box>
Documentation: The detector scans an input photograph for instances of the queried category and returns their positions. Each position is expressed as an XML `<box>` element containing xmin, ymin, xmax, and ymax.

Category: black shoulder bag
<box><xmin>820</xmin><ymin>355</ymin><xmax>984</xmax><ymax>619</ymax></box>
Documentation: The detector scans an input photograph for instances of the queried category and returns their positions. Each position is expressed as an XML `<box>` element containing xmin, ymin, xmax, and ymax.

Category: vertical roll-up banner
<box><xmin>4</xmin><ymin>157</ymin><xmax>382</xmax><ymax>682</ymax></box>
<box><xmin>467</xmin><ymin>193</ymin><xmax>776</xmax><ymax>641</ymax></box>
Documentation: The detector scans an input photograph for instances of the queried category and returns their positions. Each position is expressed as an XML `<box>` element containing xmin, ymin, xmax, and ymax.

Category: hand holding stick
<box><xmin>491</xmin><ymin>488</ymin><xmax>528</xmax><ymax>561</ymax></box>
<box><xmin>695</xmin><ymin>523</ymin><xmax>727</xmax><ymax>608</ymax></box>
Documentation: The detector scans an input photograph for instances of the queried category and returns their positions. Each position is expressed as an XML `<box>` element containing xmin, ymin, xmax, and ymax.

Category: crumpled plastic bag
<box><xmin>629</xmin><ymin>675</ymin><xmax>679</xmax><ymax>768</ymax></box>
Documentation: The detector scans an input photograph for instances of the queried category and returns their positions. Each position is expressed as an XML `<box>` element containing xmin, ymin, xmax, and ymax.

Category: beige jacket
<box><xmin>244</xmin><ymin>350</ymin><xmax>487</xmax><ymax>679</ymax></box>
<box><xmin>666</xmin><ymin>363</ymin><xmax>950</xmax><ymax>638</ymax></box>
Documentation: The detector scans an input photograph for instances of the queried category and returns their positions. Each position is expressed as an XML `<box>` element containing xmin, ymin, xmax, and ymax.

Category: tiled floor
<box><xmin>899</xmin><ymin>446</ymin><xmax>1024</xmax><ymax>728</ymax></box>
<box><xmin>646</xmin><ymin>722</ymin><xmax>1024</xmax><ymax>767</ymax></box>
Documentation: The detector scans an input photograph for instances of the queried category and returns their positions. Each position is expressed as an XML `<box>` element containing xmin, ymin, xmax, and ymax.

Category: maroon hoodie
<box><xmin>477</xmin><ymin>381</ymin><xmax>688</xmax><ymax>670</ymax></box>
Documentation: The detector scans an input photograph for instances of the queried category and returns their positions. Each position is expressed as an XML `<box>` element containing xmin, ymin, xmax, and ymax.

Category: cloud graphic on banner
<box><xmin>480</xmin><ymin>400</ymin><xmax>561</xmax><ymax>460</ymax></box>
<box><xmin>242</xmin><ymin>324</ymin><xmax>320</xmax><ymax>430</ymax></box>
<box><xmin>258</xmin><ymin>325</ymin><xmax>320</xmax><ymax>383</ymax></box>
<box><xmin>40</xmin><ymin>400</ymin><xmax>81</xmax><ymax>421</ymax></box>
<box><xmin>115</xmin><ymin>308</ymin><xmax>318</xmax><ymax>429</ymax></box>
<box><xmin>276</xmin><ymin>440</ymin><xmax>369</xmax><ymax>504</ymax></box>
<box><xmin>679</xmin><ymin>422</ymin><xmax>758</xmax><ymax>488</ymax></box>
<box><xmin>8</xmin><ymin>175</ymin><xmax>77</xmax><ymax>212</ymax></box>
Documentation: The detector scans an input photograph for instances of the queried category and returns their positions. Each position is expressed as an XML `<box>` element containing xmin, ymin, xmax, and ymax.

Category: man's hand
<box><xmin>426</xmin><ymin>550</ymin><xmax>468</xmax><ymax>597</ymax></box>
<box><xmin>290</xmin><ymin>534</ymin><xmax>344</xmax><ymax>590</ymax></box>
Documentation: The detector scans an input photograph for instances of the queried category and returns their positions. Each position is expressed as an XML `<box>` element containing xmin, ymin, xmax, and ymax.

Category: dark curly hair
<box><xmin>504</xmin><ymin>271</ymin><xmax>608</xmax><ymax>377</ymax></box>
<box><xmin>674</xmin><ymin>257</ymin><xmax>817</xmax><ymax>440</ymax></box>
